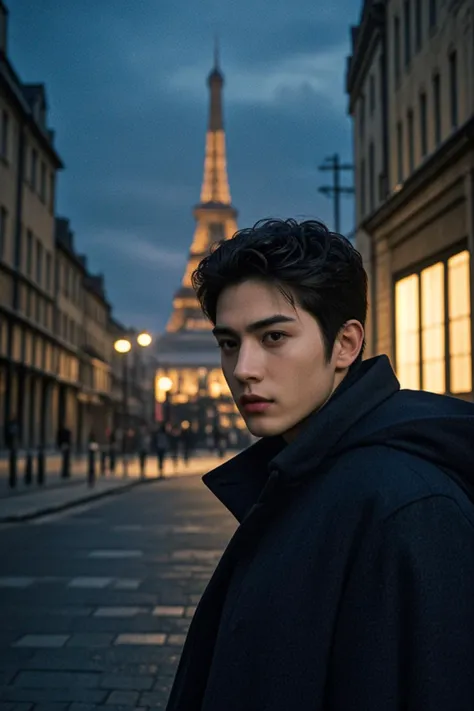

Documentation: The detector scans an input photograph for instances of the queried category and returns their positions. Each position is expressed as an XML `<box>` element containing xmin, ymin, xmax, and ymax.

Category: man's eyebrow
<box><xmin>212</xmin><ymin>314</ymin><xmax>297</xmax><ymax>337</ymax></box>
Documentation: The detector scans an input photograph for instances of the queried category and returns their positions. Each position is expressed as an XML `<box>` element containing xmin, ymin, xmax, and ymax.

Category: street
<box><xmin>0</xmin><ymin>472</ymin><xmax>237</xmax><ymax>710</ymax></box>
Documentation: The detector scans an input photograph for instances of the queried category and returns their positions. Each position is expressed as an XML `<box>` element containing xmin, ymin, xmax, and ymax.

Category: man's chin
<box><xmin>245</xmin><ymin>416</ymin><xmax>290</xmax><ymax>439</ymax></box>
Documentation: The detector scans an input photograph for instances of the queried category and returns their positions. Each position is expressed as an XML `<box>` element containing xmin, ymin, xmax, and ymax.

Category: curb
<box><xmin>0</xmin><ymin>475</ymin><xmax>165</xmax><ymax>524</ymax></box>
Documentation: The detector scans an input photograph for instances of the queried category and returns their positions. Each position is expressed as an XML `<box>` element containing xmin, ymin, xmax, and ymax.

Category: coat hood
<box><xmin>203</xmin><ymin>356</ymin><xmax>474</xmax><ymax>521</ymax></box>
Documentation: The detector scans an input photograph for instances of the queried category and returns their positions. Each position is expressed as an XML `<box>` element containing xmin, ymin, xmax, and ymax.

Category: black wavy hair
<box><xmin>192</xmin><ymin>218</ymin><xmax>367</xmax><ymax>362</ymax></box>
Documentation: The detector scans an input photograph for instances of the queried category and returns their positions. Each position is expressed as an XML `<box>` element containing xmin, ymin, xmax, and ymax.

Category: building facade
<box><xmin>347</xmin><ymin>0</ymin><xmax>474</xmax><ymax>400</ymax></box>
<box><xmin>0</xmin><ymin>2</ymin><xmax>149</xmax><ymax>451</ymax></box>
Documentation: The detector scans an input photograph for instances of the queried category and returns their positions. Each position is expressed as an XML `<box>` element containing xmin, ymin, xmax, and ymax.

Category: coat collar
<box><xmin>203</xmin><ymin>355</ymin><xmax>400</xmax><ymax>522</ymax></box>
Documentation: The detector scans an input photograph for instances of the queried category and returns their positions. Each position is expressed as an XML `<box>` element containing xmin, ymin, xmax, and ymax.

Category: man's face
<box><xmin>213</xmin><ymin>279</ymin><xmax>345</xmax><ymax>440</ymax></box>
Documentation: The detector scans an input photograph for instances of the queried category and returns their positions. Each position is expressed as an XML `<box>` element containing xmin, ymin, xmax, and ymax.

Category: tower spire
<box><xmin>164</xmin><ymin>50</ymin><xmax>238</xmax><ymax>333</ymax></box>
<box><xmin>200</xmin><ymin>44</ymin><xmax>230</xmax><ymax>203</ymax></box>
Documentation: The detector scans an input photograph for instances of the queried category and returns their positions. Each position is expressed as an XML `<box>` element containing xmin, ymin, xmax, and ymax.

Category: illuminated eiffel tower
<box><xmin>155</xmin><ymin>48</ymin><xmax>245</xmax><ymax>440</ymax></box>
<box><xmin>166</xmin><ymin>45</ymin><xmax>238</xmax><ymax>333</ymax></box>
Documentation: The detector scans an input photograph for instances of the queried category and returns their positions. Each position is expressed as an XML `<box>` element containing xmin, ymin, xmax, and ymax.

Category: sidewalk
<box><xmin>0</xmin><ymin>452</ymin><xmax>231</xmax><ymax>523</ymax></box>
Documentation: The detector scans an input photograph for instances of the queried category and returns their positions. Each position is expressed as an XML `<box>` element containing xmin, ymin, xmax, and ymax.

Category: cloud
<box><xmin>93</xmin><ymin>229</ymin><xmax>187</xmax><ymax>271</ymax></box>
<box><xmin>166</xmin><ymin>43</ymin><xmax>349</xmax><ymax>112</ymax></box>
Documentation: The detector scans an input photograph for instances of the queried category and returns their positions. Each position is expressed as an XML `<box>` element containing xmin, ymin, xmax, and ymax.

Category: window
<box><xmin>449</xmin><ymin>51</ymin><xmax>458</xmax><ymax>129</ymax></box>
<box><xmin>421</xmin><ymin>263</ymin><xmax>445</xmax><ymax>393</ymax></box>
<box><xmin>415</xmin><ymin>0</ymin><xmax>422</xmax><ymax>51</ymax></box>
<box><xmin>448</xmin><ymin>252</ymin><xmax>472</xmax><ymax>393</ymax></box>
<box><xmin>30</xmin><ymin>148</ymin><xmax>37</xmax><ymax>190</ymax></box>
<box><xmin>359</xmin><ymin>96</ymin><xmax>365</xmax><ymax>141</ymax></box>
<box><xmin>396</xmin><ymin>120</ymin><xmax>404</xmax><ymax>183</ymax></box>
<box><xmin>407</xmin><ymin>109</ymin><xmax>414</xmax><ymax>172</ymax></box>
<box><xmin>404</xmin><ymin>0</ymin><xmax>411</xmax><ymax>67</ymax></box>
<box><xmin>433</xmin><ymin>73</ymin><xmax>441</xmax><ymax>146</ymax></box>
<box><xmin>40</xmin><ymin>161</ymin><xmax>47</xmax><ymax>202</ymax></box>
<box><xmin>49</xmin><ymin>173</ymin><xmax>55</xmax><ymax>213</ymax></box>
<box><xmin>395</xmin><ymin>274</ymin><xmax>420</xmax><ymax>389</ymax></box>
<box><xmin>395</xmin><ymin>250</ymin><xmax>472</xmax><ymax>394</ymax></box>
<box><xmin>429</xmin><ymin>0</ymin><xmax>437</xmax><ymax>29</ymax></box>
<box><xmin>45</xmin><ymin>253</ymin><xmax>52</xmax><ymax>292</ymax></box>
<box><xmin>1</xmin><ymin>110</ymin><xmax>8</xmax><ymax>160</ymax></box>
<box><xmin>394</xmin><ymin>16</ymin><xmax>401</xmax><ymax>84</ymax></box>
<box><xmin>369</xmin><ymin>74</ymin><xmax>375</xmax><ymax>115</ymax></box>
<box><xmin>26</xmin><ymin>229</ymin><xmax>33</xmax><ymax>276</ymax></box>
<box><xmin>360</xmin><ymin>159</ymin><xmax>366</xmax><ymax>215</ymax></box>
<box><xmin>35</xmin><ymin>240</ymin><xmax>43</xmax><ymax>285</ymax></box>
<box><xmin>0</xmin><ymin>207</ymin><xmax>6</xmax><ymax>259</ymax></box>
<box><xmin>419</xmin><ymin>92</ymin><xmax>428</xmax><ymax>157</ymax></box>
<box><xmin>368</xmin><ymin>142</ymin><xmax>375</xmax><ymax>212</ymax></box>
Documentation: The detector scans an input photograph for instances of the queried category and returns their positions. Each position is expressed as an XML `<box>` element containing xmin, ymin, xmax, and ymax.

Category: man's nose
<box><xmin>233</xmin><ymin>343</ymin><xmax>263</xmax><ymax>383</ymax></box>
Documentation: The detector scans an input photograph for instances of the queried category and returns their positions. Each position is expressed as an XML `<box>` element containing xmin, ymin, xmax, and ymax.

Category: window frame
<box><xmin>393</xmin><ymin>241</ymin><xmax>472</xmax><ymax>396</ymax></box>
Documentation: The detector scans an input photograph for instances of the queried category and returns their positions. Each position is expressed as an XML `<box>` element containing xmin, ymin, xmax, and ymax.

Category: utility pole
<box><xmin>318</xmin><ymin>154</ymin><xmax>355</xmax><ymax>234</ymax></box>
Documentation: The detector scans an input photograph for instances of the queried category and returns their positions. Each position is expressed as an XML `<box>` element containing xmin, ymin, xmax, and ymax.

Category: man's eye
<box><xmin>218</xmin><ymin>339</ymin><xmax>237</xmax><ymax>351</ymax></box>
<box><xmin>263</xmin><ymin>331</ymin><xmax>286</xmax><ymax>345</ymax></box>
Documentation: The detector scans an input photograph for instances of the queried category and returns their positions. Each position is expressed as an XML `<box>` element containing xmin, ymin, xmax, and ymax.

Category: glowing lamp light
<box><xmin>137</xmin><ymin>332</ymin><xmax>152</xmax><ymax>347</ymax></box>
<box><xmin>114</xmin><ymin>339</ymin><xmax>132</xmax><ymax>354</ymax></box>
<box><xmin>158</xmin><ymin>376</ymin><xmax>173</xmax><ymax>393</ymax></box>
<box><xmin>209</xmin><ymin>381</ymin><xmax>222</xmax><ymax>398</ymax></box>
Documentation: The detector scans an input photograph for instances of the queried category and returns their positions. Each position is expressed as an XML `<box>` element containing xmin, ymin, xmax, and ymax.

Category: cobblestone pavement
<box><xmin>0</xmin><ymin>472</ymin><xmax>237</xmax><ymax>710</ymax></box>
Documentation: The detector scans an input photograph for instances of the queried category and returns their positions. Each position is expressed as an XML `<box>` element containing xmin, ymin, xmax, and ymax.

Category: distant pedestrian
<box><xmin>154</xmin><ymin>424</ymin><xmax>169</xmax><ymax>476</ymax></box>
<box><xmin>137</xmin><ymin>425</ymin><xmax>151</xmax><ymax>477</ymax></box>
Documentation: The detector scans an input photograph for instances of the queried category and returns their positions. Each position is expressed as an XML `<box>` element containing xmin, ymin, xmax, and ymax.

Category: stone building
<box><xmin>347</xmin><ymin>0</ymin><xmax>474</xmax><ymax>400</ymax></box>
<box><xmin>0</xmin><ymin>0</ymin><xmax>63</xmax><ymax>448</ymax></box>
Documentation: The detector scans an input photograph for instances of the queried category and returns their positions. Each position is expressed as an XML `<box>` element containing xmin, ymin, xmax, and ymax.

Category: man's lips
<box><xmin>239</xmin><ymin>395</ymin><xmax>274</xmax><ymax>414</ymax></box>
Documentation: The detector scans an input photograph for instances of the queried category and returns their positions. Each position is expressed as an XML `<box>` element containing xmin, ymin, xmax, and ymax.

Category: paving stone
<box><xmin>0</xmin><ymin>671</ymin><xmax>18</xmax><ymax>686</ymax></box>
<box><xmin>12</xmin><ymin>636</ymin><xmax>69</xmax><ymax>649</ymax></box>
<box><xmin>13</xmin><ymin>671</ymin><xmax>100</xmax><ymax>689</ymax></box>
<box><xmin>185</xmin><ymin>606</ymin><xmax>196</xmax><ymax>617</ymax></box>
<box><xmin>32</xmin><ymin>704</ymin><xmax>69</xmax><ymax>711</ymax></box>
<box><xmin>101</xmin><ymin>676</ymin><xmax>154</xmax><ymax>691</ymax></box>
<box><xmin>112</xmin><ymin>580</ymin><xmax>141</xmax><ymax>591</ymax></box>
<box><xmin>66</xmin><ymin>634</ymin><xmax>115</xmax><ymax>648</ymax></box>
<box><xmin>114</xmin><ymin>634</ymin><xmax>166</xmax><ymax>646</ymax></box>
<box><xmin>88</xmin><ymin>551</ymin><xmax>143</xmax><ymax>559</ymax></box>
<box><xmin>188</xmin><ymin>594</ymin><xmax>202</xmax><ymax>605</ymax></box>
<box><xmin>0</xmin><ymin>689</ymin><xmax>107</xmax><ymax>704</ymax></box>
<box><xmin>68</xmin><ymin>578</ymin><xmax>113</xmax><ymax>589</ymax></box>
<box><xmin>0</xmin><ymin>578</ymin><xmax>35</xmax><ymax>589</ymax></box>
<box><xmin>0</xmin><ymin>704</ymin><xmax>33</xmax><ymax>711</ymax></box>
<box><xmin>151</xmin><ymin>606</ymin><xmax>184</xmax><ymax>617</ymax></box>
<box><xmin>139</xmin><ymin>691</ymin><xmax>169</xmax><ymax>708</ymax></box>
<box><xmin>94</xmin><ymin>608</ymin><xmax>144</xmax><ymax>618</ymax></box>
<box><xmin>105</xmin><ymin>690</ymin><xmax>140</xmax><ymax>705</ymax></box>
<box><xmin>166</xmin><ymin>635</ymin><xmax>186</xmax><ymax>646</ymax></box>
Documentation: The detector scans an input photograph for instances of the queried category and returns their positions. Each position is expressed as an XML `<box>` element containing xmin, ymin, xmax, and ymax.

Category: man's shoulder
<box><xmin>331</xmin><ymin>445</ymin><xmax>474</xmax><ymax>523</ymax></box>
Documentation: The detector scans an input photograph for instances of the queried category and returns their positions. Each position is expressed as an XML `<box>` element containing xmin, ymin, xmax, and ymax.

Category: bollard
<box><xmin>110</xmin><ymin>446</ymin><xmax>116</xmax><ymax>474</ymax></box>
<box><xmin>24</xmin><ymin>450</ymin><xmax>33</xmax><ymax>486</ymax></box>
<box><xmin>37</xmin><ymin>446</ymin><xmax>45</xmax><ymax>486</ymax></box>
<box><xmin>100</xmin><ymin>448</ymin><xmax>107</xmax><ymax>476</ymax></box>
<box><xmin>61</xmin><ymin>445</ymin><xmax>70</xmax><ymax>478</ymax></box>
<box><xmin>122</xmin><ymin>452</ymin><xmax>128</xmax><ymax>477</ymax></box>
<box><xmin>139</xmin><ymin>451</ymin><xmax>146</xmax><ymax>478</ymax></box>
<box><xmin>8</xmin><ymin>448</ymin><xmax>18</xmax><ymax>488</ymax></box>
<box><xmin>88</xmin><ymin>444</ymin><xmax>97</xmax><ymax>486</ymax></box>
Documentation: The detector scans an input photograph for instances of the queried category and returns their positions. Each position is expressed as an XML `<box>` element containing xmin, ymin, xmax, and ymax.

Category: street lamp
<box><xmin>113</xmin><ymin>332</ymin><xmax>153</xmax><ymax>474</ymax></box>
<box><xmin>157</xmin><ymin>376</ymin><xmax>173</xmax><ymax>424</ymax></box>
<box><xmin>137</xmin><ymin>332</ymin><xmax>152</xmax><ymax>348</ymax></box>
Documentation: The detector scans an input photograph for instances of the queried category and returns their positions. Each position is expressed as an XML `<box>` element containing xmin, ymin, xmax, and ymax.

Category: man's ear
<box><xmin>333</xmin><ymin>320</ymin><xmax>365</xmax><ymax>369</ymax></box>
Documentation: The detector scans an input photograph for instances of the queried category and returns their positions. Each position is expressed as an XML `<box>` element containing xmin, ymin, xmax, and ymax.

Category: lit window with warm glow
<box><xmin>448</xmin><ymin>250</ymin><xmax>472</xmax><ymax>393</ymax></box>
<box><xmin>395</xmin><ymin>274</ymin><xmax>420</xmax><ymax>389</ymax></box>
<box><xmin>421</xmin><ymin>262</ymin><xmax>445</xmax><ymax>393</ymax></box>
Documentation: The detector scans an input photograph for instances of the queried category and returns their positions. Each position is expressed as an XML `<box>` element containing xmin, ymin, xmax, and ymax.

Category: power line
<box><xmin>318</xmin><ymin>154</ymin><xmax>355</xmax><ymax>234</ymax></box>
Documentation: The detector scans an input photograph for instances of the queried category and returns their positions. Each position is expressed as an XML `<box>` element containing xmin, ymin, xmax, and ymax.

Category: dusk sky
<box><xmin>8</xmin><ymin>1</ymin><xmax>361</xmax><ymax>333</ymax></box>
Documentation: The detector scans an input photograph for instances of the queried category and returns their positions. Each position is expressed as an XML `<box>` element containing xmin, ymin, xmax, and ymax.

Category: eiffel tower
<box><xmin>155</xmin><ymin>48</ymin><xmax>245</xmax><ymax>441</ymax></box>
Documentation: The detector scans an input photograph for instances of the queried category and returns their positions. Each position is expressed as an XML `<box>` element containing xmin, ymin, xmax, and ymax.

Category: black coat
<box><xmin>166</xmin><ymin>356</ymin><xmax>474</xmax><ymax>710</ymax></box>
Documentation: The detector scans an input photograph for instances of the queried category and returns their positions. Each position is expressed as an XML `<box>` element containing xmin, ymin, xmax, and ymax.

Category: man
<box><xmin>166</xmin><ymin>219</ymin><xmax>474</xmax><ymax>711</ymax></box>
